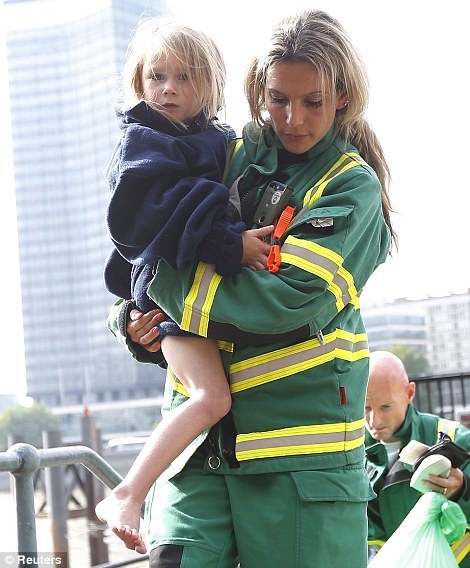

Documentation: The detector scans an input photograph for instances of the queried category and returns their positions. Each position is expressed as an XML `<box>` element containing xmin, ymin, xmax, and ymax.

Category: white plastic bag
<box><xmin>368</xmin><ymin>492</ymin><xmax>466</xmax><ymax>567</ymax></box>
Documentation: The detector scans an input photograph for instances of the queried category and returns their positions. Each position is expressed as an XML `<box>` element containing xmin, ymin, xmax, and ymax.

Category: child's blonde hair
<box><xmin>122</xmin><ymin>18</ymin><xmax>226</xmax><ymax>124</ymax></box>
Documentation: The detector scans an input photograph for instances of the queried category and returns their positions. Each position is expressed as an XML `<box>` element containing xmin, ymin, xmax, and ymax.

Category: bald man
<box><xmin>365</xmin><ymin>351</ymin><xmax>470</xmax><ymax>565</ymax></box>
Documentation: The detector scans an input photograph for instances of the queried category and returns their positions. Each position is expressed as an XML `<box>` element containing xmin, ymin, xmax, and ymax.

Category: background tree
<box><xmin>0</xmin><ymin>402</ymin><xmax>60</xmax><ymax>450</ymax></box>
<box><xmin>387</xmin><ymin>344</ymin><xmax>431</xmax><ymax>376</ymax></box>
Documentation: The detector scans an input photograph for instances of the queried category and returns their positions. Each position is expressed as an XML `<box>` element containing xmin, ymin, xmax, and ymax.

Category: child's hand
<box><xmin>241</xmin><ymin>225</ymin><xmax>274</xmax><ymax>271</ymax></box>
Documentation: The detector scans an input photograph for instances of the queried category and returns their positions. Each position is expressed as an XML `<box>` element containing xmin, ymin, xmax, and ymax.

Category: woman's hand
<box><xmin>241</xmin><ymin>225</ymin><xmax>274</xmax><ymax>271</ymax></box>
<box><xmin>127</xmin><ymin>308</ymin><xmax>166</xmax><ymax>352</ymax></box>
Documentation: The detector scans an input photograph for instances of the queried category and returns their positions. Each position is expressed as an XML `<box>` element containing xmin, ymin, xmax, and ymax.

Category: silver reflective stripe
<box><xmin>182</xmin><ymin>263</ymin><xmax>220</xmax><ymax>336</ymax></box>
<box><xmin>452</xmin><ymin>531</ymin><xmax>470</xmax><ymax>564</ymax></box>
<box><xmin>280</xmin><ymin>236</ymin><xmax>358</xmax><ymax>311</ymax></box>
<box><xmin>235</xmin><ymin>419</ymin><xmax>366</xmax><ymax>461</ymax></box>
<box><xmin>229</xmin><ymin>330</ymin><xmax>368</xmax><ymax>393</ymax></box>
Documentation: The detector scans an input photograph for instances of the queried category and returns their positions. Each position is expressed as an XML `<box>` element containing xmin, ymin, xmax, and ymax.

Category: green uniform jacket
<box><xmin>108</xmin><ymin>123</ymin><xmax>390</xmax><ymax>477</ymax></box>
<box><xmin>366</xmin><ymin>403</ymin><xmax>470</xmax><ymax>565</ymax></box>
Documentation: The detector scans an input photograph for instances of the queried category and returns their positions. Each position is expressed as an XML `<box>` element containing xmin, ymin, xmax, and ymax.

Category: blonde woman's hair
<box><xmin>245</xmin><ymin>9</ymin><xmax>396</xmax><ymax>247</ymax></box>
<box><xmin>121</xmin><ymin>18</ymin><xmax>226</xmax><ymax>125</ymax></box>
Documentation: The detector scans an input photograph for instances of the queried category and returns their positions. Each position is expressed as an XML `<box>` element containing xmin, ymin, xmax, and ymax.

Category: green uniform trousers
<box><xmin>145</xmin><ymin>451</ymin><xmax>370</xmax><ymax>568</ymax></box>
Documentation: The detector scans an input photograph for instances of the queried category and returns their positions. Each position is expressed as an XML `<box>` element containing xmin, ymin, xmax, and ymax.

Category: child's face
<box><xmin>141</xmin><ymin>53</ymin><xmax>200</xmax><ymax>124</ymax></box>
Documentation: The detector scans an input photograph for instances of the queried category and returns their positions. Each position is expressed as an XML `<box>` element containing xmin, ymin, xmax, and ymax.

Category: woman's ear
<box><xmin>336</xmin><ymin>92</ymin><xmax>349</xmax><ymax>110</ymax></box>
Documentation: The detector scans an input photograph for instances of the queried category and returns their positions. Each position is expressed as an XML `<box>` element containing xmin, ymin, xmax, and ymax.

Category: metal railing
<box><xmin>0</xmin><ymin>442</ymin><xmax>148</xmax><ymax>567</ymax></box>
<box><xmin>413</xmin><ymin>371</ymin><xmax>470</xmax><ymax>421</ymax></box>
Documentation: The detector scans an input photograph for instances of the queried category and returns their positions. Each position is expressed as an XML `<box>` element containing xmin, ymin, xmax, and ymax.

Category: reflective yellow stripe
<box><xmin>181</xmin><ymin>263</ymin><xmax>221</xmax><ymax>336</ymax></box>
<box><xmin>222</xmin><ymin>139</ymin><xmax>244</xmax><ymax>184</ymax></box>
<box><xmin>303</xmin><ymin>152</ymin><xmax>368</xmax><ymax>208</ymax></box>
<box><xmin>217</xmin><ymin>340</ymin><xmax>234</xmax><ymax>353</ymax></box>
<box><xmin>235</xmin><ymin>418</ymin><xmax>365</xmax><ymax>461</ymax></box>
<box><xmin>168</xmin><ymin>368</ymin><xmax>189</xmax><ymax>397</ymax></box>
<box><xmin>368</xmin><ymin>539</ymin><xmax>386</xmax><ymax>549</ymax></box>
<box><xmin>279</xmin><ymin>152</ymin><xmax>365</xmax><ymax>308</ymax></box>
<box><xmin>438</xmin><ymin>418</ymin><xmax>459</xmax><ymax>441</ymax></box>
<box><xmin>452</xmin><ymin>530</ymin><xmax>470</xmax><ymax>564</ymax></box>
<box><xmin>281</xmin><ymin>236</ymin><xmax>359</xmax><ymax>311</ymax></box>
<box><xmin>229</xmin><ymin>329</ymin><xmax>368</xmax><ymax>393</ymax></box>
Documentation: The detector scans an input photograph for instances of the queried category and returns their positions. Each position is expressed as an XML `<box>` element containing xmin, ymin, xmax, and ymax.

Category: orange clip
<box><xmin>267</xmin><ymin>244</ymin><xmax>281</xmax><ymax>273</ymax></box>
<box><xmin>273</xmin><ymin>206</ymin><xmax>295</xmax><ymax>241</ymax></box>
<box><xmin>267</xmin><ymin>206</ymin><xmax>295</xmax><ymax>273</ymax></box>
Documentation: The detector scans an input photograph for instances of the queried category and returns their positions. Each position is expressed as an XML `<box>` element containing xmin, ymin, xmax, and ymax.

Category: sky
<box><xmin>1</xmin><ymin>0</ymin><xmax>469</xmax><ymax>396</ymax></box>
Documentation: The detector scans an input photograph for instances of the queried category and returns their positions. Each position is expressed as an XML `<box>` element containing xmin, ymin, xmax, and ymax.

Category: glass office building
<box><xmin>5</xmin><ymin>0</ymin><xmax>168</xmax><ymax>430</ymax></box>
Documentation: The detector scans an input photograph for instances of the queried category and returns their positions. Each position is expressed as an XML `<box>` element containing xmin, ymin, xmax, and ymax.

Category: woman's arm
<box><xmin>106</xmin><ymin>299</ymin><xmax>166</xmax><ymax>364</ymax></box>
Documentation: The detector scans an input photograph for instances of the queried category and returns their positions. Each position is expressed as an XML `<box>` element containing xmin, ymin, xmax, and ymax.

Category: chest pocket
<box><xmin>296</xmin><ymin>205</ymin><xmax>354</xmax><ymax>238</ymax></box>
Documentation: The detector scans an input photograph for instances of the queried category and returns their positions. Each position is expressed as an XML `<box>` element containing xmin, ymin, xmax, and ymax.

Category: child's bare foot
<box><xmin>95</xmin><ymin>488</ymin><xmax>147</xmax><ymax>554</ymax></box>
<box><xmin>114</xmin><ymin>522</ymin><xmax>147</xmax><ymax>555</ymax></box>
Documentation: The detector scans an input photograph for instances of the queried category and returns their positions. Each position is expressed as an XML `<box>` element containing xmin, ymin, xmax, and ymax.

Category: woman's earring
<box><xmin>343</xmin><ymin>100</ymin><xmax>349</xmax><ymax>108</ymax></box>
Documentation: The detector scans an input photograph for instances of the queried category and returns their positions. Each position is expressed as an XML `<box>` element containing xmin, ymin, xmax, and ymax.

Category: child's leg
<box><xmin>95</xmin><ymin>336</ymin><xmax>231</xmax><ymax>553</ymax></box>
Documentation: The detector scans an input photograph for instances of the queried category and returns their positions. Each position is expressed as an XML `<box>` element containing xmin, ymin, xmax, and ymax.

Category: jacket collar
<box><xmin>240</xmin><ymin>122</ymin><xmax>337</xmax><ymax>187</ymax></box>
<box><xmin>116</xmin><ymin>101</ymin><xmax>209</xmax><ymax>136</ymax></box>
<box><xmin>393</xmin><ymin>403</ymin><xmax>418</xmax><ymax>441</ymax></box>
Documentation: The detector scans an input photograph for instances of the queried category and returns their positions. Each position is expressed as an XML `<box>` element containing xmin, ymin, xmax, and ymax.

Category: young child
<box><xmin>96</xmin><ymin>18</ymin><xmax>273</xmax><ymax>553</ymax></box>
